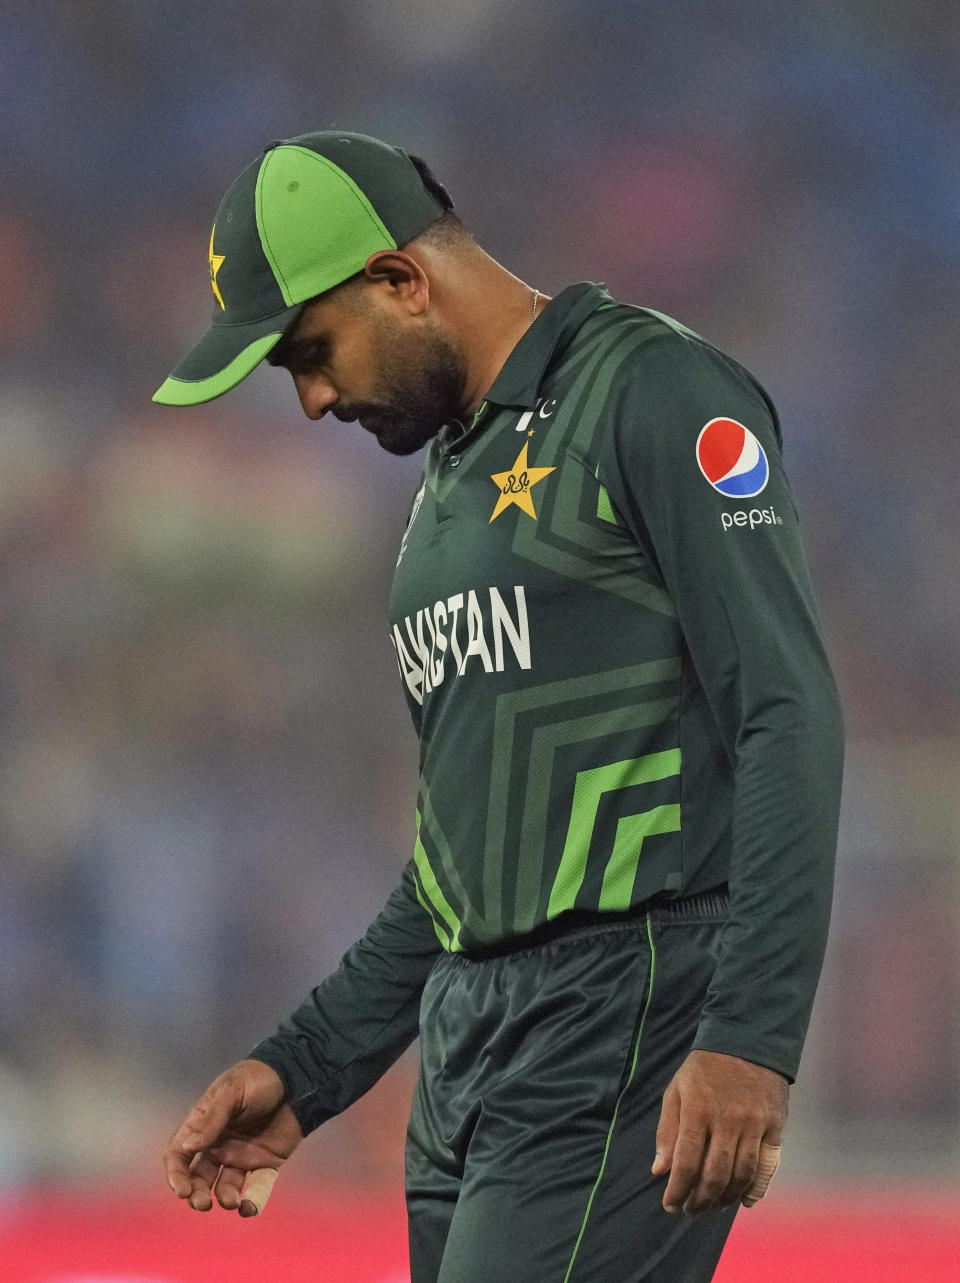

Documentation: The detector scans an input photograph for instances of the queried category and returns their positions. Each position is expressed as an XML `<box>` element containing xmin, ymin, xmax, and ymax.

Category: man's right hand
<box><xmin>163</xmin><ymin>1058</ymin><xmax>305</xmax><ymax>1217</ymax></box>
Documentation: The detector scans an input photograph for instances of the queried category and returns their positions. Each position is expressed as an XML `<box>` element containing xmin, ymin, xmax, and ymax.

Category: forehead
<box><xmin>271</xmin><ymin>291</ymin><xmax>358</xmax><ymax>367</ymax></box>
<box><xmin>270</xmin><ymin>277</ymin><xmax>376</xmax><ymax>367</ymax></box>
<box><xmin>290</xmin><ymin>282</ymin><xmax>365</xmax><ymax>341</ymax></box>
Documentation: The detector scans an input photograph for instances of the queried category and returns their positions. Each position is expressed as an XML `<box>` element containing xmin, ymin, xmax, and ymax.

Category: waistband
<box><xmin>458</xmin><ymin>886</ymin><xmax>729</xmax><ymax>961</ymax></box>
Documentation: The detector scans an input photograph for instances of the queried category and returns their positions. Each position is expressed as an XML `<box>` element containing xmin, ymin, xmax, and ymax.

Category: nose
<box><xmin>293</xmin><ymin>372</ymin><xmax>339</xmax><ymax>420</ymax></box>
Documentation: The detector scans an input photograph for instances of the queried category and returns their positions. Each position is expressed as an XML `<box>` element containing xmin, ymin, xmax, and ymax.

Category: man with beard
<box><xmin>157</xmin><ymin>132</ymin><xmax>843</xmax><ymax>1283</ymax></box>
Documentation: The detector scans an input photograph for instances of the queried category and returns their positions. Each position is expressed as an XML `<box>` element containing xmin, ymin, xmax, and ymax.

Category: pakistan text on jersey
<box><xmin>391</xmin><ymin>585</ymin><xmax>531</xmax><ymax>705</ymax></box>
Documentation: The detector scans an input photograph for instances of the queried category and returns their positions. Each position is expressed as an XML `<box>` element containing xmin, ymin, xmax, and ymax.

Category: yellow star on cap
<box><xmin>489</xmin><ymin>440</ymin><xmax>556</xmax><ymax>523</ymax></box>
<box><xmin>208</xmin><ymin>225</ymin><xmax>226</xmax><ymax>310</ymax></box>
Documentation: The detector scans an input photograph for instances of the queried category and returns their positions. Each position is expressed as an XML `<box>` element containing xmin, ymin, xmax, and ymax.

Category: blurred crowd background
<box><xmin>0</xmin><ymin>0</ymin><xmax>957</xmax><ymax>1207</ymax></box>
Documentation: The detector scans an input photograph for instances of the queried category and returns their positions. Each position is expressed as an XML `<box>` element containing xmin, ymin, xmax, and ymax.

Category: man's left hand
<box><xmin>651</xmin><ymin>1049</ymin><xmax>788</xmax><ymax>1216</ymax></box>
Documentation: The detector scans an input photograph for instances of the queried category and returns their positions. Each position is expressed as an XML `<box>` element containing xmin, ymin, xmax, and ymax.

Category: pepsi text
<box><xmin>720</xmin><ymin>505</ymin><xmax>783</xmax><ymax>532</ymax></box>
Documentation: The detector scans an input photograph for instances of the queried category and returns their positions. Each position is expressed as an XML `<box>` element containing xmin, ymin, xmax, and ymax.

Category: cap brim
<box><xmin>152</xmin><ymin>307</ymin><xmax>301</xmax><ymax>406</ymax></box>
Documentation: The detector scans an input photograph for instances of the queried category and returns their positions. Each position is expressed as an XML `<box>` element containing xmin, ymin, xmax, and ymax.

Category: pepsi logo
<box><xmin>696</xmin><ymin>418</ymin><xmax>769</xmax><ymax>498</ymax></box>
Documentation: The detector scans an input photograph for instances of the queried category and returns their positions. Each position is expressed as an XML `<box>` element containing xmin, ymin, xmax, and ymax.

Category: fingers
<box><xmin>742</xmin><ymin>1141</ymin><xmax>781</xmax><ymax>1207</ymax></box>
<box><xmin>163</xmin><ymin>1075</ymin><xmax>240</xmax><ymax>1202</ymax></box>
<box><xmin>723</xmin><ymin>1129</ymin><xmax>762</xmax><ymax>1206</ymax></box>
<box><xmin>654</xmin><ymin>1091</ymin><xmax>765</xmax><ymax>1215</ymax></box>
<box><xmin>185</xmin><ymin>1151</ymin><xmax>221</xmax><ymax>1212</ymax></box>
<box><xmin>680</xmin><ymin>1129</ymin><xmax>747</xmax><ymax>1216</ymax></box>
<box><xmin>213</xmin><ymin>1163</ymin><xmax>247</xmax><ymax>1212</ymax></box>
<box><xmin>651</xmin><ymin>1052</ymin><xmax>788</xmax><ymax>1217</ymax></box>
<box><xmin>650</xmin><ymin>1081</ymin><xmax>680</xmax><ymax>1179</ymax></box>
<box><xmin>168</xmin><ymin>1152</ymin><xmax>281</xmax><ymax>1217</ymax></box>
<box><xmin>211</xmin><ymin>1163</ymin><xmax>278</xmax><ymax>1216</ymax></box>
<box><xmin>661</xmin><ymin>1128</ymin><xmax>707</xmax><ymax>1214</ymax></box>
<box><xmin>239</xmin><ymin>1168</ymin><xmax>279</xmax><ymax>1217</ymax></box>
<box><xmin>164</xmin><ymin>1139</ymin><xmax>202</xmax><ymax>1201</ymax></box>
<box><xmin>659</xmin><ymin>1129</ymin><xmax>781</xmax><ymax>1215</ymax></box>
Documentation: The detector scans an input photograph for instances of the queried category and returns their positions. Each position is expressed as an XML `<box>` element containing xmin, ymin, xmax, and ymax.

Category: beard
<box><xmin>332</xmin><ymin>316</ymin><xmax>468</xmax><ymax>456</ymax></box>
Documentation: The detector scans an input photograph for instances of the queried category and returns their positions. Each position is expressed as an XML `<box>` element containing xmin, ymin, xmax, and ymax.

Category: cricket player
<box><xmin>157</xmin><ymin>132</ymin><xmax>843</xmax><ymax>1282</ymax></box>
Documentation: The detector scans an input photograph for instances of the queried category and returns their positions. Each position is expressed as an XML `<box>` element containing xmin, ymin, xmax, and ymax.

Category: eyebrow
<box><xmin>267</xmin><ymin>332</ymin><xmax>333</xmax><ymax>370</ymax></box>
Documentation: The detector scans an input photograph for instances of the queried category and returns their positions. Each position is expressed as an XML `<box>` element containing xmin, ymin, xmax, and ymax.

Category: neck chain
<box><xmin>529</xmin><ymin>288</ymin><xmax>540</xmax><ymax>328</ymax></box>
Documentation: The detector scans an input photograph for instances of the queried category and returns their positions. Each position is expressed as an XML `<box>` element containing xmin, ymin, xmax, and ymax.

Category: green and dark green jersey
<box><xmin>250</xmin><ymin>283</ymin><xmax>843</xmax><ymax>1129</ymax></box>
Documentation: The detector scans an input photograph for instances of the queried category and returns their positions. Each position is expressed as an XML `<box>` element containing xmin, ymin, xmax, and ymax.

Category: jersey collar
<box><xmin>482</xmin><ymin>281</ymin><xmax>614</xmax><ymax>410</ymax></box>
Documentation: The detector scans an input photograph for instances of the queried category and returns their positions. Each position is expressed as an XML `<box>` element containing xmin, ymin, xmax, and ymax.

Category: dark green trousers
<box><xmin>405</xmin><ymin>890</ymin><xmax>737</xmax><ymax>1283</ymax></box>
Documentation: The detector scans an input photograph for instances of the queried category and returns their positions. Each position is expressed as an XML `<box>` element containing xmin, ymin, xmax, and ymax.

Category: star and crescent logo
<box><xmin>208</xmin><ymin>225</ymin><xmax>226</xmax><ymax>310</ymax></box>
<box><xmin>489</xmin><ymin>440</ymin><xmax>555</xmax><ymax>523</ymax></box>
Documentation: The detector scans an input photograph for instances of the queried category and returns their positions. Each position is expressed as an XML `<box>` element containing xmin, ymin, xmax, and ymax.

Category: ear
<box><xmin>363</xmin><ymin>250</ymin><xmax>430</xmax><ymax>316</ymax></box>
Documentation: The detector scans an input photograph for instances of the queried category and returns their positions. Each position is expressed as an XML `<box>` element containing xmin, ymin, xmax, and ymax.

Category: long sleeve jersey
<box><xmin>250</xmin><ymin>282</ymin><xmax>844</xmax><ymax>1134</ymax></box>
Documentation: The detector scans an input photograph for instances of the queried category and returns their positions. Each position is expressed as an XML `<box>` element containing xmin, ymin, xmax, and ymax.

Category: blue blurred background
<box><xmin>0</xmin><ymin>1</ymin><xmax>957</xmax><ymax>1275</ymax></box>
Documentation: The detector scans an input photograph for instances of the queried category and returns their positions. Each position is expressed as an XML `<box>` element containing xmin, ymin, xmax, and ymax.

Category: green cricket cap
<box><xmin>153</xmin><ymin>131</ymin><xmax>447</xmax><ymax>406</ymax></box>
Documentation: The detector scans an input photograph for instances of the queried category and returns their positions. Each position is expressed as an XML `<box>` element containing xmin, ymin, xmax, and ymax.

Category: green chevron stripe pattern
<box><xmin>596</xmin><ymin>480</ymin><xmax>618</xmax><ymax>525</ymax></box>
<box><xmin>413</xmin><ymin>811</ymin><xmax>463</xmax><ymax>951</ymax></box>
<box><xmin>535</xmin><ymin>309</ymin><xmax>631</xmax><ymax>397</ymax></box>
<box><xmin>481</xmin><ymin>657</ymin><xmax>681</xmax><ymax>937</ymax></box>
<box><xmin>511</xmin><ymin>322</ymin><xmax>677</xmax><ymax>616</ymax></box>
<box><xmin>411</xmin><ymin>867</ymin><xmax>450</xmax><ymax>948</ymax></box>
<box><xmin>517</xmin><ymin>700</ymin><xmax>678</xmax><ymax>931</ymax></box>
<box><xmin>599</xmin><ymin>803</ymin><xmax>682</xmax><ymax>910</ymax></box>
<box><xmin>547</xmin><ymin>749</ymin><xmax>682</xmax><ymax>919</ymax></box>
<box><xmin>418</xmin><ymin>784</ymin><xmax>481</xmax><ymax>940</ymax></box>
